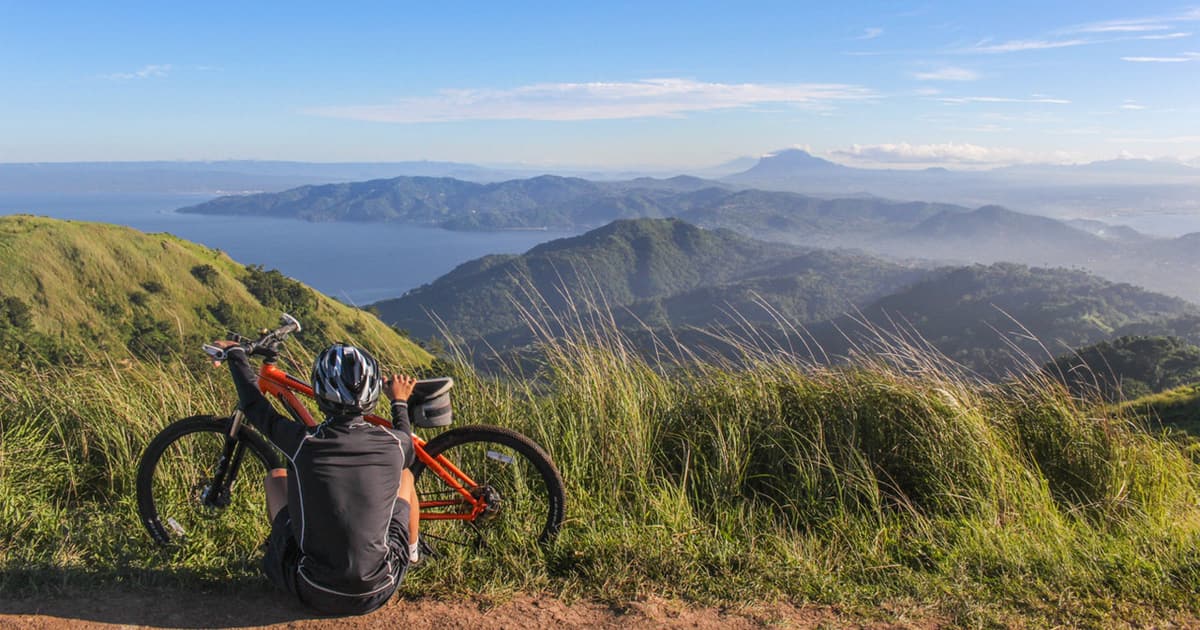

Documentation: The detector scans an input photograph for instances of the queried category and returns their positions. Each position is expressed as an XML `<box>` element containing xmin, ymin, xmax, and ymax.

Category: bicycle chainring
<box><xmin>470</xmin><ymin>485</ymin><xmax>502</xmax><ymax>523</ymax></box>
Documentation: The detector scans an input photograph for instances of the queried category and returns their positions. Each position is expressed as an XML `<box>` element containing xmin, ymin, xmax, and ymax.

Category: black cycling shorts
<box><xmin>263</xmin><ymin>507</ymin><xmax>302</xmax><ymax>598</ymax></box>
<box><xmin>263</xmin><ymin>500</ymin><xmax>411</xmax><ymax>615</ymax></box>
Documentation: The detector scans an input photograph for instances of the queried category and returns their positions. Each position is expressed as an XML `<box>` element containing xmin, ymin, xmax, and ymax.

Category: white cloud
<box><xmin>832</xmin><ymin>142</ymin><xmax>1066</xmax><ymax>165</ymax></box>
<box><xmin>938</xmin><ymin>95</ymin><xmax>1071</xmax><ymax>105</ymax></box>
<box><xmin>1120</xmin><ymin>101</ymin><xmax>1147</xmax><ymax>110</ymax></box>
<box><xmin>965</xmin><ymin>9</ymin><xmax>1199</xmax><ymax>55</ymax></box>
<box><xmin>913</xmin><ymin>66</ymin><xmax>978</xmax><ymax>81</ymax></box>
<box><xmin>1082</xmin><ymin>25</ymin><xmax>1170</xmax><ymax>33</ymax></box>
<box><xmin>1066</xmin><ymin>8</ymin><xmax>1200</xmax><ymax>35</ymax></box>
<box><xmin>966</xmin><ymin>38</ymin><xmax>1090</xmax><ymax>53</ymax></box>
<box><xmin>1138</xmin><ymin>32</ymin><xmax>1192</xmax><ymax>40</ymax></box>
<box><xmin>1121</xmin><ymin>52</ymin><xmax>1200</xmax><ymax>62</ymax></box>
<box><xmin>306</xmin><ymin>78</ymin><xmax>878</xmax><ymax>123</ymax></box>
<box><xmin>856</xmin><ymin>27</ymin><xmax>884</xmax><ymax>40</ymax></box>
<box><xmin>102</xmin><ymin>64</ymin><xmax>171</xmax><ymax>80</ymax></box>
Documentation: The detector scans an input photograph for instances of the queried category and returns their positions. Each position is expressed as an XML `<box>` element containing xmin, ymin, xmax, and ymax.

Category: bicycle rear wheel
<box><xmin>136</xmin><ymin>415</ymin><xmax>282</xmax><ymax>552</ymax></box>
<box><xmin>411</xmin><ymin>425</ymin><xmax>565</xmax><ymax>551</ymax></box>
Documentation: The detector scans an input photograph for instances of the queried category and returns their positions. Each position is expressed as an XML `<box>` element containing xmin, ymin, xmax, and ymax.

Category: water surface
<box><xmin>0</xmin><ymin>193</ymin><xmax>573</xmax><ymax>304</ymax></box>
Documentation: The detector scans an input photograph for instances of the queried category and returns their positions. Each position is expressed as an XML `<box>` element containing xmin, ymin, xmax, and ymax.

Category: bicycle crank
<box><xmin>470</xmin><ymin>485</ymin><xmax>502</xmax><ymax>522</ymax></box>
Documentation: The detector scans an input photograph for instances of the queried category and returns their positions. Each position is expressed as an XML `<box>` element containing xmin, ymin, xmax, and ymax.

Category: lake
<box><xmin>0</xmin><ymin>193</ymin><xmax>574</xmax><ymax>305</ymax></box>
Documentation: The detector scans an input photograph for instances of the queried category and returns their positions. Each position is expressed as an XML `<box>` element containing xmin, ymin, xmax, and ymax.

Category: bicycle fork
<box><xmin>202</xmin><ymin>410</ymin><xmax>250</xmax><ymax>509</ymax></box>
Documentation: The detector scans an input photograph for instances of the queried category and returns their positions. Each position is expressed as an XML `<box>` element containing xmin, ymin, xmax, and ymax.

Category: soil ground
<box><xmin>0</xmin><ymin>588</ymin><xmax>948</xmax><ymax>629</ymax></box>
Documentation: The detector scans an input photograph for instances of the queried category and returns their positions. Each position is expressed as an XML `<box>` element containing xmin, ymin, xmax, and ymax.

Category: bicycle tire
<box><xmin>411</xmin><ymin>425</ymin><xmax>565</xmax><ymax>549</ymax></box>
<box><xmin>136</xmin><ymin>415</ymin><xmax>282</xmax><ymax>547</ymax></box>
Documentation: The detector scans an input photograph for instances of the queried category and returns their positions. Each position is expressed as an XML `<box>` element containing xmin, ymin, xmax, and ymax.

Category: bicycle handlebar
<box><xmin>202</xmin><ymin>313</ymin><xmax>302</xmax><ymax>361</ymax></box>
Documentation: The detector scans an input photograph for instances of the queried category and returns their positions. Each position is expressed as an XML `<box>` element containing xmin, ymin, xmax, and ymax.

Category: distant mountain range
<box><xmin>726</xmin><ymin>149</ymin><xmax>1200</xmax><ymax>219</ymax></box>
<box><xmin>371</xmin><ymin>218</ymin><xmax>1198</xmax><ymax>377</ymax></box>
<box><xmin>178</xmin><ymin>173</ymin><xmax>966</xmax><ymax>236</ymax></box>
<box><xmin>0</xmin><ymin>158</ymin><xmax>753</xmax><ymax>196</ymax></box>
<box><xmin>0</xmin><ymin>160</ymin><xmax>525</xmax><ymax>194</ymax></box>
<box><xmin>178</xmin><ymin>172</ymin><xmax>1200</xmax><ymax>304</ymax></box>
<box><xmin>6</xmin><ymin>150</ymin><xmax>1198</xmax><ymax>221</ymax></box>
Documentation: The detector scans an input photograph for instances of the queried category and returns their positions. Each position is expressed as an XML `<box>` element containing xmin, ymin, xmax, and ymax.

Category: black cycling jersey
<box><xmin>226</xmin><ymin>348</ymin><xmax>414</xmax><ymax>603</ymax></box>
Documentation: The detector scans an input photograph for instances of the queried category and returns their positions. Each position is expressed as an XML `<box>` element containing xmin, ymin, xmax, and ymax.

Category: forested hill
<box><xmin>178</xmin><ymin>173</ymin><xmax>967</xmax><ymax>235</ymax></box>
<box><xmin>179</xmin><ymin>175</ymin><xmax>659</xmax><ymax>229</ymax></box>
<box><xmin>1047</xmin><ymin>336</ymin><xmax>1200</xmax><ymax>401</ymax></box>
<box><xmin>371</xmin><ymin>217</ymin><xmax>936</xmax><ymax>350</ymax></box>
<box><xmin>0</xmin><ymin>215</ymin><xmax>429</xmax><ymax>368</ymax></box>
<box><xmin>797</xmin><ymin>263</ymin><xmax>1200</xmax><ymax>377</ymax></box>
<box><xmin>370</xmin><ymin>216</ymin><xmax>1199</xmax><ymax>378</ymax></box>
<box><xmin>372</xmin><ymin>218</ymin><xmax>817</xmax><ymax>341</ymax></box>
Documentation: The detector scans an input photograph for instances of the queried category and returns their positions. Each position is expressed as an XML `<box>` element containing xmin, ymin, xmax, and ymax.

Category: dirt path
<box><xmin>0</xmin><ymin>588</ymin><xmax>944</xmax><ymax>629</ymax></box>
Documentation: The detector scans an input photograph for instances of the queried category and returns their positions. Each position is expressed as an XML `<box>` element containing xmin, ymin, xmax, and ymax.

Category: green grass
<box><xmin>0</xmin><ymin>214</ymin><xmax>430</xmax><ymax>366</ymax></box>
<box><xmin>3</xmin><ymin>323</ymin><xmax>1200</xmax><ymax>627</ymax></box>
<box><xmin>1124</xmin><ymin>384</ymin><xmax>1200</xmax><ymax>434</ymax></box>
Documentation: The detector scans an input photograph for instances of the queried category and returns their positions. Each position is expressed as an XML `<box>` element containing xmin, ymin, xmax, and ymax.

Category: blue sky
<box><xmin>2</xmin><ymin>1</ymin><xmax>1198</xmax><ymax>168</ymax></box>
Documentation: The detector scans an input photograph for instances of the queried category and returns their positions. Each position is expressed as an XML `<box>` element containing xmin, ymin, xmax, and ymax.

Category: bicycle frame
<box><xmin>252</xmin><ymin>362</ymin><xmax>490</xmax><ymax>523</ymax></box>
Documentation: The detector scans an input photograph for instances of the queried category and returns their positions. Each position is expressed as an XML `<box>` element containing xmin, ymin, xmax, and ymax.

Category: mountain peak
<box><xmin>730</xmin><ymin>148</ymin><xmax>851</xmax><ymax>181</ymax></box>
<box><xmin>760</xmin><ymin>148</ymin><xmax>843</xmax><ymax>168</ymax></box>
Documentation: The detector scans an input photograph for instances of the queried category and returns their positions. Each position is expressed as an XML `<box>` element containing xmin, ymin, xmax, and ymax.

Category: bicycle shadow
<box><xmin>0</xmin><ymin>568</ymin><xmax>330</xmax><ymax>628</ymax></box>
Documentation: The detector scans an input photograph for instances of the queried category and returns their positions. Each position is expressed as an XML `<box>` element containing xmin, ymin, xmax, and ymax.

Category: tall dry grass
<box><xmin>1</xmin><ymin>305</ymin><xmax>1199</xmax><ymax>625</ymax></box>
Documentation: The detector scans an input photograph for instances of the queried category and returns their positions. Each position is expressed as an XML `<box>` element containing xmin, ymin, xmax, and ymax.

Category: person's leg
<box><xmin>265</xmin><ymin>468</ymin><xmax>288</xmax><ymax>521</ymax></box>
<box><xmin>396</xmin><ymin>468</ymin><xmax>423</xmax><ymax>563</ymax></box>
<box><xmin>399</xmin><ymin>469</ymin><xmax>419</xmax><ymax>544</ymax></box>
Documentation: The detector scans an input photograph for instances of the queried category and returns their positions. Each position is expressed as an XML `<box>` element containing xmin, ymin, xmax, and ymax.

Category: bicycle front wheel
<box><xmin>411</xmin><ymin>425</ymin><xmax>565</xmax><ymax>550</ymax></box>
<box><xmin>136</xmin><ymin>415</ymin><xmax>282</xmax><ymax>552</ymax></box>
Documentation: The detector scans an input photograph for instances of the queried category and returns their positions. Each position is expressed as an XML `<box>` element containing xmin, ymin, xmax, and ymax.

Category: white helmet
<box><xmin>310</xmin><ymin>343</ymin><xmax>382</xmax><ymax>417</ymax></box>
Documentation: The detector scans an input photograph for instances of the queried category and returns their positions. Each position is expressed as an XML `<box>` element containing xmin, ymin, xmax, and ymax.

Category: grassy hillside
<box><xmin>1123</xmin><ymin>384</ymin><xmax>1200</xmax><ymax>436</ymax></box>
<box><xmin>0</xmin><ymin>215</ymin><xmax>429</xmax><ymax>367</ymax></box>
<box><xmin>3</xmin><ymin>317</ymin><xmax>1200</xmax><ymax>626</ymax></box>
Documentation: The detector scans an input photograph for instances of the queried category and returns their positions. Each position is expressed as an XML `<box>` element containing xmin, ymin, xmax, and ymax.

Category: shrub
<box><xmin>190</xmin><ymin>264</ymin><xmax>218</xmax><ymax>285</ymax></box>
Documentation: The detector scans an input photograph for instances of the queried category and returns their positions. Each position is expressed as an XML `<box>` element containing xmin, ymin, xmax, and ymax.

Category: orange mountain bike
<box><xmin>135</xmin><ymin>314</ymin><xmax>565</xmax><ymax>553</ymax></box>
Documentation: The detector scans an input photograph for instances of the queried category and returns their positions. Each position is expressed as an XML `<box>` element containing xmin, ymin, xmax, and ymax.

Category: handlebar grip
<box><xmin>279</xmin><ymin>313</ymin><xmax>302</xmax><ymax>334</ymax></box>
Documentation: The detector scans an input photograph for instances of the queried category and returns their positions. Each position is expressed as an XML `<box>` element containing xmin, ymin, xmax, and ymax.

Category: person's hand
<box><xmin>384</xmin><ymin>374</ymin><xmax>417</xmax><ymax>402</ymax></box>
<box><xmin>209</xmin><ymin>339</ymin><xmax>240</xmax><ymax>368</ymax></box>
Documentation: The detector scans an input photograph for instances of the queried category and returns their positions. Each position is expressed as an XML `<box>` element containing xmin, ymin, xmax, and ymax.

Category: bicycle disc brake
<box><xmin>197</xmin><ymin>480</ymin><xmax>232</xmax><ymax>513</ymax></box>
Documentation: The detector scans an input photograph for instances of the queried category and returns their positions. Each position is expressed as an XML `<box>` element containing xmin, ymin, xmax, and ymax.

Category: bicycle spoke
<box><xmin>148</xmin><ymin>428</ymin><xmax>270</xmax><ymax>554</ymax></box>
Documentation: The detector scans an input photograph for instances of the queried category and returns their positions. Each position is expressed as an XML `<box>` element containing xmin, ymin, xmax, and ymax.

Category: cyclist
<box><xmin>211</xmin><ymin>340</ymin><xmax>421</xmax><ymax>615</ymax></box>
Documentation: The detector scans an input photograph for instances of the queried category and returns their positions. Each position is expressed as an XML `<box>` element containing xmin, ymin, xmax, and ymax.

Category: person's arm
<box><xmin>219</xmin><ymin>345</ymin><xmax>308</xmax><ymax>456</ymax></box>
<box><xmin>384</xmin><ymin>374</ymin><xmax>417</xmax><ymax>468</ymax></box>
